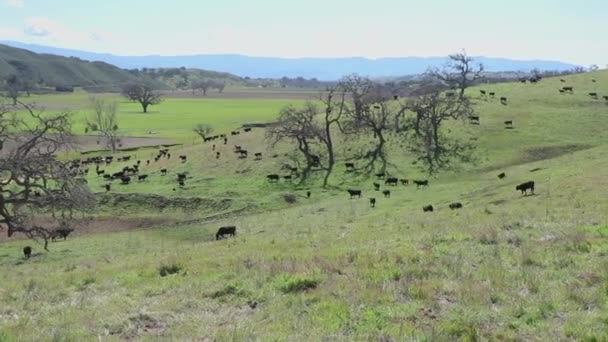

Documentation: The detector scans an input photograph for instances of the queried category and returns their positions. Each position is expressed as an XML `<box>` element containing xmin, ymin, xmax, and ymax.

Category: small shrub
<box><xmin>277</xmin><ymin>275</ymin><xmax>320</xmax><ymax>293</ymax></box>
<box><xmin>158</xmin><ymin>263</ymin><xmax>182</xmax><ymax>277</ymax></box>
<box><xmin>283</xmin><ymin>194</ymin><xmax>297</xmax><ymax>204</ymax></box>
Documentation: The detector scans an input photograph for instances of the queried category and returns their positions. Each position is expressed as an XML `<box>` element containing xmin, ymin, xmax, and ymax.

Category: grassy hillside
<box><xmin>0</xmin><ymin>44</ymin><xmax>167</xmax><ymax>91</ymax></box>
<box><xmin>1</xmin><ymin>71</ymin><xmax>608</xmax><ymax>340</ymax></box>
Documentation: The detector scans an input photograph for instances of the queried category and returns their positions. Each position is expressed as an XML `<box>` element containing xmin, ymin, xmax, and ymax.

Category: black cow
<box><xmin>177</xmin><ymin>173</ymin><xmax>187</xmax><ymax>181</ymax></box>
<box><xmin>385</xmin><ymin>177</ymin><xmax>398</xmax><ymax>186</ymax></box>
<box><xmin>603</xmin><ymin>96</ymin><xmax>608</xmax><ymax>101</ymax></box>
<box><xmin>224</xmin><ymin>138</ymin><xmax>228</xmax><ymax>145</ymax></box>
<box><xmin>161</xmin><ymin>169</ymin><xmax>167</xmax><ymax>175</ymax></box>
<box><xmin>105</xmin><ymin>183</ymin><xmax>111</xmax><ymax>192</ymax></box>
<box><xmin>516</xmin><ymin>181</ymin><xmax>535</xmax><ymax>196</ymax></box>
<box><xmin>500</xmin><ymin>97</ymin><xmax>508</xmax><ymax>105</ymax></box>
<box><xmin>469</xmin><ymin>115</ymin><xmax>480</xmax><ymax>124</ymax></box>
<box><xmin>563</xmin><ymin>86</ymin><xmax>574</xmax><ymax>93</ymax></box>
<box><xmin>449</xmin><ymin>202</ymin><xmax>463</xmax><ymax>210</ymax></box>
<box><xmin>423</xmin><ymin>205</ymin><xmax>434</xmax><ymax>213</ymax></box>
<box><xmin>480</xmin><ymin>90</ymin><xmax>487</xmax><ymax>96</ymax></box>
<box><xmin>267</xmin><ymin>174</ymin><xmax>280</xmax><ymax>182</ymax></box>
<box><xmin>375</xmin><ymin>172</ymin><xmax>386</xmax><ymax>179</ymax></box>
<box><xmin>400</xmin><ymin>179</ymin><xmax>409</xmax><ymax>186</ymax></box>
<box><xmin>373</xmin><ymin>182</ymin><xmax>381</xmax><ymax>191</ymax></box>
<box><xmin>589</xmin><ymin>93</ymin><xmax>598</xmax><ymax>99</ymax></box>
<box><xmin>51</xmin><ymin>228</ymin><xmax>74</xmax><ymax>241</ymax></box>
<box><xmin>504</xmin><ymin>120</ymin><xmax>513</xmax><ymax>128</ymax></box>
<box><xmin>382</xmin><ymin>190</ymin><xmax>391</xmax><ymax>198</ymax></box>
<box><xmin>560</xmin><ymin>79</ymin><xmax>566</xmax><ymax>83</ymax></box>
<box><xmin>96</xmin><ymin>170</ymin><xmax>105</xmax><ymax>176</ymax></box>
<box><xmin>216</xmin><ymin>226</ymin><xmax>237</xmax><ymax>240</ymax></box>
<box><xmin>345</xmin><ymin>162</ymin><xmax>355</xmax><ymax>169</ymax></box>
<box><xmin>178</xmin><ymin>180</ymin><xmax>185</xmax><ymax>187</ymax></box>
<box><xmin>254</xmin><ymin>153</ymin><xmax>262</xmax><ymax>160</ymax></box>
<box><xmin>138</xmin><ymin>174</ymin><xmax>148</xmax><ymax>181</ymax></box>
<box><xmin>413</xmin><ymin>180</ymin><xmax>429</xmax><ymax>188</ymax></box>
<box><xmin>347</xmin><ymin>189</ymin><xmax>362</xmax><ymax>199</ymax></box>
<box><xmin>120</xmin><ymin>176</ymin><xmax>131</xmax><ymax>185</ymax></box>
<box><xmin>244</xmin><ymin>128</ymin><xmax>252</xmax><ymax>132</ymax></box>
<box><xmin>369</xmin><ymin>198</ymin><xmax>376</xmax><ymax>208</ymax></box>
<box><xmin>23</xmin><ymin>246</ymin><xmax>32</xmax><ymax>259</ymax></box>
<box><xmin>489</xmin><ymin>92</ymin><xmax>495</xmax><ymax>97</ymax></box>
<box><xmin>238</xmin><ymin>150</ymin><xmax>248</xmax><ymax>158</ymax></box>
<box><xmin>306</xmin><ymin>191</ymin><xmax>311</xmax><ymax>198</ymax></box>
<box><xmin>559</xmin><ymin>89</ymin><xmax>565</xmax><ymax>94</ymax></box>
<box><xmin>283</xmin><ymin>175</ymin><xmax>292</xmax><ymax>181</ymax></box>
<box><xmin>498</xmin><ymin>172</ymin><xmax>506</xmax><ymax>179</ymax></box>
<box><xmin>179</xmin><ymin>155</ymin><xmax>187</xmax><ymax>162</ymax></box>
<box><xmin>216</xmin><ymin>152</ymin><xmax>221</xmax><ymax>159</ymax></box>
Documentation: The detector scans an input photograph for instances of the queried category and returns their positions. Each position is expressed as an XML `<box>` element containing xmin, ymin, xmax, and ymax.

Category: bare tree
<box><xmin>193</xmin><ymin>124</ymin><xmax>213</xmax><ymax>141</ymax></box>
<box><xmin>121</xmin><ymin>83</ymin><xmax>162</xmax><ymax>113</ymax></box>
<box><xmin>0</xmin><ymin>100</ymin><xmax>95</xmax><ymax>249</ymax></box>
<box><xmin>403</xmin><ymin>92</ymin><xmax>476</xmax><ymax>174</ymax></box>
<box><xmin>86</xmin><ymin>97</ymin><xmax>119</xmax><ymax>152</ymax></box>
<box><xmin>318</xmin><ymin>87</ymin><xmax>347</xmax><ymax>187</ymax></box>
<box><xmin>339</xmin><ymin>77</ymin><xmax>407</xmax><ymax>174</ymax></box>
<box><xmin>428</xmin><ymin>51</ymin><xmax>484</xmax><ymax>99</ymax></box>
<box><xmin>267</xmin><ymin>103</ymin><xmax>319</xmax><ymax>185</ymax></box>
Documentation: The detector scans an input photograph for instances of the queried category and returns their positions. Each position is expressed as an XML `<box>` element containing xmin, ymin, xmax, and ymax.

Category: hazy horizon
<box><xmin>0</xmin><ymin>0</ymin><xmax>606</xmax><ymax>66</ymax></box>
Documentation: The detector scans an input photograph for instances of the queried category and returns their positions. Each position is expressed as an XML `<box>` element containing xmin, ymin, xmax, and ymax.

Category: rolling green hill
<box><xmin>0</xmin><ymin>44</ymin><xmax>166</xmax><ymax>91</ymax></box>
<box><xmin>1</xmin><ymin>71</ymin><xmax>608</xmax><ymax>340</ymax></box>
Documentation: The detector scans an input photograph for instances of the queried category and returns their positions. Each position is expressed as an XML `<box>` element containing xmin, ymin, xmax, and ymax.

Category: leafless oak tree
<box><xmin>121</xmin><ymin>83</ymin><xmax>162</xmax><ymax>113</ymax></box>
<box><xmin>87</xmin><ymin>97</ymin><xmax>119</xmax><ymax>152</ymax></box>
<box><xmin>404</xmin><ymin>92</ymin><xmax>476</xmax><ymax>174</ymax></box>
<box><xmin>0</xmin><ymin>100</ymin><xmax>95</xmax><ymax>249</ymax></box>
<box><xmin>428</xmin><ymin>51</ymin><xmax>484</xmax><ymax>99</ymax></box>
<box><xmin>267</xmin><ymin>103</ymin><xmax>319</xmax><ymax>185</ymax></box>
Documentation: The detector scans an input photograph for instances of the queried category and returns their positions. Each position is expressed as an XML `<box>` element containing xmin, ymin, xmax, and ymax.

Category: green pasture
<box><xmin>1</xmin><ymin>71</ymin><xmax>608</xmax><ymax>340</ymax></box>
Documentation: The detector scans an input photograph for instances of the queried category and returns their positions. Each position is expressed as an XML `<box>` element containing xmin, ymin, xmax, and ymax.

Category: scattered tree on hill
<box><xmin>2</xmin><ymin>75</ymin><xmax>22</xmax><ymax>105</ymax></box>
<box><xmin>403</xmin><ymin>92</ymin><xmax>476</xmax><ymax>174</ymax></box>
<box><xmin>339</xmin><ymin>76</ymin><xmax>406</xmax><ymax>174</ymax></box>
<box><xmin>191</xmin><ymin>80</ymin><xmax>212</xmax><ymax>96</ymax></box>
<box><xmin>428</xmin><ymin>51</ymin><xmax>484</xmax><ymax>99</ymax></box>
<box><xmin>193</xmin><ymin>124</ymin><xmax>213</xmax><ymax>141</ymax></box>
<box><xmin>86</xmin><ymin>97</ymin><xmax>120</xmax><ymax>152</ymax></box>
<box><xmin>0</xmin><ymin>100</ymin><xmax>95</xmax><ymax>249</ymax></box>
<box><xmin>121</xmin><ymin>83</ymin><xmax>162</xmax><ymax>113</ymax></box>
<box><xmin>7</xmin><ymin>60</ymin><xmax>36</xmax><ymax>96</ymax></box>
<box><xmin>267</xmin><ymin>103</ymin><xmax>320</xmax><ymax>185</ymax></box>
<box><xmin>318</xmin><ymin>87</ymin><xmax>348</xmax><ymax>187</ymax></box>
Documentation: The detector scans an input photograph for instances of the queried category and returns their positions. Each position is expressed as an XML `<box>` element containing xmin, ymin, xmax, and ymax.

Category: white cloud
<box><xmin>22</xmin><ymin>17</ymin><xmax>104</xmax><ymax>46</ymax></box>
<box><xmin>3</xmin><ymin>0</ymin><xmax>24</xmax><ymax>8</ymax></box>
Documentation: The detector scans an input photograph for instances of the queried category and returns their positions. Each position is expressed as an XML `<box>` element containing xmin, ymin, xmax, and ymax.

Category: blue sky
<box><xmin>0</xmin><ymin>0</ymin><xmax>606</xmax><ymax>65</ymax></box>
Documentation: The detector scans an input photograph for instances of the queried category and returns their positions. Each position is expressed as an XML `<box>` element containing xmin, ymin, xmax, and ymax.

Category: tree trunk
<box><xmin>142</xmin><ymin>102</ymin><xmax>148</xmax><ymax>113</ymax></box>
<box><xmin>322</xmin><ymin>121</ymin><xmax>335</xmax><ymax>188</ymax></box>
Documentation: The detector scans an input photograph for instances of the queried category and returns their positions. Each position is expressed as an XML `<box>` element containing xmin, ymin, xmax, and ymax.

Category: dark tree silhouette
<box><xmin>121</xmin><ymin>83</ymin><xmax>162</xmax><ymax>113</ymax></box>
<box><xmin>428</xmin><ymin>51</ymin><xmax>484</xmax><ymax>99</ymax></box>
<box><xmin>0</xmin><ymin>100</ymin><xmax>95</xmax><ymax>249</ymax></box>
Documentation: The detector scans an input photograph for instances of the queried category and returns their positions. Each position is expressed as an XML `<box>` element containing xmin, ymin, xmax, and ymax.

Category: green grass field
<box><xmin>1</xmin><ymin>71</ymin><xmax>608</xmax><ymax>341</ymax></box>
<box><xmin>23</xmin><ymin>90</ymin><xmax>306</xmax><ymax>142</ymax></box>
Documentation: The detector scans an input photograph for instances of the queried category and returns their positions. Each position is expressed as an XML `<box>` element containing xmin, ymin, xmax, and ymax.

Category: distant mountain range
<box><xmin>1</xmin><ymin>41</ymin><xmax>580</xmax><ymax>81</ymax></box>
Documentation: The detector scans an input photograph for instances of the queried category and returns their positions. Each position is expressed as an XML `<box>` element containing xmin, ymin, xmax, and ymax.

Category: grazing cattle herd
<box><xmin>20</xmin><ymin>74</ymin><xmax>605</xmax><ymax>258</ymax></box>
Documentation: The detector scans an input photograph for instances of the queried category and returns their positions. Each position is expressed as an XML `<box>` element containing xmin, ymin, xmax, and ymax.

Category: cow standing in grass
<box><xmin>516</xmin><ymin>181</ymin><xmax>535</xmax><ymax>196</ymax></box>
